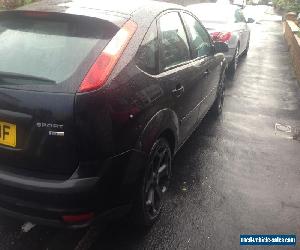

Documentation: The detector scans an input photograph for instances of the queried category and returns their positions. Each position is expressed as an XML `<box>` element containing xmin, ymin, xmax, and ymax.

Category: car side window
<box><xmin>235</xmin><ymin>9</ymin><xmax>246</xmax><ymax>23</ymax></box>
<box><xmin>181</xmin><ymin>12</ymin><xmax>213</xmax><ymax>59</ymax></box>
<box><xmin>158</xmin><ymin>12</ymin><xmax>190</xmax><ymax>71</ymax></box>
<box><xmin>136</xmin><ymin>21</ymin><xmax>158</xmax><ymax>75</ymax></box>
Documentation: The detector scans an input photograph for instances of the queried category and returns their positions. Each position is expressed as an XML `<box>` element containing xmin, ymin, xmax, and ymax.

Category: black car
<box><xmin>0</xmin><ymin>0</ymin><xmax>228</xmax><ymax>228</ymax></box>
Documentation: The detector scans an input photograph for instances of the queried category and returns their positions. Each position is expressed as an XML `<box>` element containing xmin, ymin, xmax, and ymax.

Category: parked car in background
<box><xmin>0</xmin><ymin>0</ymin><xmax>229</xmax><ymax>228</ymax></box>
<box><xmin>188</xmin><ymin>3</ymin><xmax>254</xmax><ymax>77</ymax></box>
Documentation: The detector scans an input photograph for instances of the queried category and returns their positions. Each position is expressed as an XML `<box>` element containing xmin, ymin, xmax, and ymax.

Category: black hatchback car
<box><xmin>0</xmin><ymin>0</ymin><xmax>228</xmax><ymax>227</ymax></box>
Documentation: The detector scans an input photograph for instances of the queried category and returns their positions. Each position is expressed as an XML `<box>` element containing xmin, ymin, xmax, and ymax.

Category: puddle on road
<box><xmin>275</xmin><ymin>123</ymin><xmax>300</xmax><ymax>141</ymax></box>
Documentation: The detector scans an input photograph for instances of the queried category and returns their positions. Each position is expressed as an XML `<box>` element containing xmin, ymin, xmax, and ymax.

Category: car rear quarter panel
<box><xmin>74</xmin><ymin>15</ymin><xmax>180</xmax><ymax>158</ymax></box>
<box><xmin>102</xmin><ymin>60</ymin><xmax>180</xmax><ymax>155</ymax></box>
<box><xmin>228</xmin><ymin>31</ymin><xmax>240</xmax><ymax>50</ymax></box>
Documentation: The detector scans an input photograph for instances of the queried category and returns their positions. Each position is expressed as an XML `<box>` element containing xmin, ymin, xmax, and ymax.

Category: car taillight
<box><xmin>210</xmin><ymin>32</ymin><xmax>232</xmax><ymax>43</ymax></box>
<box><xmin>79</xmin><ymin>20</ymin><xmax>137</xmax><ymax>93</ymax></box>
<box><xmin>62</xmin><ymin>212</ymin><xmax>95</xmax><ymax>224</ymax></box>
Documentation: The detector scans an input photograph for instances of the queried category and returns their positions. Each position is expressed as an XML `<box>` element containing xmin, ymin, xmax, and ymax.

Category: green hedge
<box><xmin>273</xmin><ymin>0</ymin><xmax>300</xmax><ymax>13</ymax></box>
<box><xmin>0</xmin><ymin>0</ymin><xmax>36</xmax><ymax>9</ymax></box>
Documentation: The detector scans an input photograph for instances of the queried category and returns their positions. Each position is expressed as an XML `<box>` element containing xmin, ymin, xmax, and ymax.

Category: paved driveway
<box><xmin>0</xmin><ymin>6</ymin><xmax>298</xmax><ymax>250</ymax></box>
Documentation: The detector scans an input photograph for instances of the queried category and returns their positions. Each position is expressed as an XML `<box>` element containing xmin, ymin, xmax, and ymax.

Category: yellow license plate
<box><xmin>0</xmin><ymin>121</ymin><xmax>16</xmax><ymax>148</ymax></box>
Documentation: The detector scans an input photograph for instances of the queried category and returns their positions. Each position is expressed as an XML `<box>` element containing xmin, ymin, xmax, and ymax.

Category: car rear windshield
<box><xmin>0</xmin><ymin>12</ymin><xmax>119</xmax><ymax>88</ymax></box>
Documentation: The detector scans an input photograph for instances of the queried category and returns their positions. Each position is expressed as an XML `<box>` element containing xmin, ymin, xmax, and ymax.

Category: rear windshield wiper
<box><xmin>0</xmin><ymin>71</ymin><xmax>56</xmax><ymax>85</ymax></box>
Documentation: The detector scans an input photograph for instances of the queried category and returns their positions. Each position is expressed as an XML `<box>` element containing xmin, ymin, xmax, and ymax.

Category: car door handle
<box><xmin>203</xmin><ymin>69</ymin><xmax>210</xmax><ymax>78</ymax></box>
<box><xmin>172</xmin><ymin>85</ymin><xmax>184</xmax><ymax>98</ymax></box>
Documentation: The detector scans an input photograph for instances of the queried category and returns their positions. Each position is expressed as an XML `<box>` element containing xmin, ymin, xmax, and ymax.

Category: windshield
<box><xmin>192</xmin><ymin>6</ymin><xmax>235</xmax><ymax>24</ymax></box>
<box><xmin>0</xmin><ymin>14</ymin><xmax>118</xmax><ymax>86</ymax></box>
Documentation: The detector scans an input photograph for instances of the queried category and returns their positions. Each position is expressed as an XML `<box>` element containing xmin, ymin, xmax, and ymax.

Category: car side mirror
<box><xmin>214</xmin><ymin>42</ymin><xmax>229</xmax><ymax>53</ymax></box>
<box><xmin>247</xmin><ymin>18</ymin><xmax>255</xmax><ymax>23</ymax></box>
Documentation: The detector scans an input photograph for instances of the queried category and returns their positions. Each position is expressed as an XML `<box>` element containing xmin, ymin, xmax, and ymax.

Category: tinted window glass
<box><xmin>136</xmin><ymin>21</ymin><xmax>158</xmax><ymax>75</ymax></box>
<box><xmin>0</xmin><ymin>14</ymin><xmax>117</xmax><ymax>87</ymax></box>
<box><xmin>159</xmin><ymin>12</ymin><xmax>190</xmax><ymax>70</ymax></box>
<box><xmin>182</xmin><ymin>13</ymin><xmax>212</xmax><ymax>59</ymax></box>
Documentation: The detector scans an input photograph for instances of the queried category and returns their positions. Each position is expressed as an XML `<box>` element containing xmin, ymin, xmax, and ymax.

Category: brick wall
<box><xmin>284</xmin><ymin>21</ymin><xmax>300</xmax><ymax>84</ymax></box>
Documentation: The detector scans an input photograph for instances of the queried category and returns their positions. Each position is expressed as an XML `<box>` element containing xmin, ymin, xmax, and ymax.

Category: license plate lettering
<box><xmin>0</xmin><ymin>121</ymin><xmax>16</xmax><ymax>148</ymax></box>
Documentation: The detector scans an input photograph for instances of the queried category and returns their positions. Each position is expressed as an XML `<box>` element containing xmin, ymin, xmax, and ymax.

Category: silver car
<box><xmin>187</xmin><ymin>3</ymin><xmax>254</xmax><ymax>77</ymax></box>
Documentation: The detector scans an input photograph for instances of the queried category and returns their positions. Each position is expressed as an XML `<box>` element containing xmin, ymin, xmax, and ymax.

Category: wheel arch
<box><xmin>159</xmin><ymin>129</ymin><xmax>176</xmax><ymax>155</ymax></box>
<box><xmin>137</xmin><ymin>109</ymin><xmax>179</xmax><ymax>156</ymax></box>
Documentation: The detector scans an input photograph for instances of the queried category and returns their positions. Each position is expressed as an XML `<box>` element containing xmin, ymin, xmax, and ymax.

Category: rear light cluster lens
<box><xmin>79</xmin><ymin>20</ymin><xmax>138</xmax><ymax>93</ymax></box>
<box><xmin>62</xmin><ymin>212</ymin><xmax>95</xmax><ymax>224</ymax></box>
<box><xmin>210</xmin><ymin>32</ymin><xmax>232</xmax><ymax>43</ymax></box>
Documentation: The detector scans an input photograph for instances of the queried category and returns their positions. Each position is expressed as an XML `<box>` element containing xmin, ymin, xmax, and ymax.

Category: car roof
<box><xmin>18</xmin><ymin>0</ymin><xmax>185</xmax><ymax>19</ymax></box>
<box><xmin>187</xmin><ymin>3</ymin><xmax>239</xmax><ymax>10</ymax></box>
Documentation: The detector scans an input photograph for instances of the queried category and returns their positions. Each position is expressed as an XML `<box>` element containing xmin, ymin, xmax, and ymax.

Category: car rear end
<box><xmin>188</xmin><ymin>4</ymin><xmax>239</xmax><ymax>63</ymax></box>
<box><xmin>206</xmin><ymin>24</ymin><xmax>239</xmax><ymax>64</ymax></box>
<box><xmin>0</xmin><ymin>9</ymin><xmax>139</xmax><ymax>227</ymax></box>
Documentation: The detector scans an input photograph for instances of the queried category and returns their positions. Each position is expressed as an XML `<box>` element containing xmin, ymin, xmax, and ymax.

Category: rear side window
<box><xmin>181</xmin><ymin>13</ymin><xmax>213</xmax><ymax>59</ymax></box>
<box><xmin>136</xmin><ymin>21</ymin><xmax>158</xmax><ymax>75</ymax></box>
<box><xmin>0</xmin><ymin>13</ymin><xmax>118</xmax><ymax>87</ymax></box>
<box><xmin>158</xmin><ymin>12</ymin><xmax>190</xmax><ymax>71</ymax></box>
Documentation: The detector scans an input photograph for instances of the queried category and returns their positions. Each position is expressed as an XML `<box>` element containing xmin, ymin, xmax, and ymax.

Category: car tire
<box><xmin>211</xmin><ymin>72</ymin><xmax>225</xmax><ymax>116</ymax></box>
<box><xmin>243</xmin><ymin>39</ymin><xmax>250</xmax><ymax>56</ymax></box>
<box><xmin>133</xmin><ymin>138</ymin><xmax>172</xmax><ymax>227</ymax></box>
<box><xmin>227</xmin><ymin>45</ymin><xmax>239</xmax><ymax>78</ymax></box>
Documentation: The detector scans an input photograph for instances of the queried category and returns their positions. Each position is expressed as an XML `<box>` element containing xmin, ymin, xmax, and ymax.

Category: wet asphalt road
<box><xmin>0</xmin><ymin>6</ymin><xmax>299</xmax><ymax>250</ymax></box>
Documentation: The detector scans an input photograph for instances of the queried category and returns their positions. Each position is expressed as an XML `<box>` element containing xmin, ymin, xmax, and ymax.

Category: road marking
<box><xmin>275</xmin><ymin>123</ymin><xmax>300</xmax><ymax>140</ymax></box>
<box><xmin>275</xmin><ymin>123</ymin><xmax>292</xmax><ymax>133</ymax></box>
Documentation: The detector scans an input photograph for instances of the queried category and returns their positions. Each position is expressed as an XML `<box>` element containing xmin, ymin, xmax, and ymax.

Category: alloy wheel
<box><xmin>218</xmin><ymin>79</ymin><xmax>225</xmax><ymax>114</ymax></box>
<box><xmin>234</xmin><ymin>46</ymin><xmax>240</xmax><ymax>71</ymax></box>
<box><xmin>144</xmin><ymin>140</ymin><xmax>171</xmax><ymax>220</ymax></box>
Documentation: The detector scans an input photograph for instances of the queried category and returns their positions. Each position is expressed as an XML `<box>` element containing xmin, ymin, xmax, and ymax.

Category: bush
<box><xmin>286</xmin><ymin>3</ymin><xmax>300</xmax><ymax>13</ymax></box>
<box><xmin>0</xmin><ymin>0</ymin><xmax>36</xmax><ymax>9</ymax></box>
<box><xmin>273</xmin><ymin>0</ymin><xmax>300</xmax><ymax>13</ymax></box>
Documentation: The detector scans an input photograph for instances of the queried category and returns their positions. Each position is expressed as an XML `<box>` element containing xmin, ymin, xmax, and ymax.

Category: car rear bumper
<box><xmin>0</xmin><ymin>200</ymin><xmax>131</xmax><ymax>229</ymax></box>
<box><xmin>0</xmin><ymin>149</ymin><xmax>147</xmax><ymax>228</ymax></box>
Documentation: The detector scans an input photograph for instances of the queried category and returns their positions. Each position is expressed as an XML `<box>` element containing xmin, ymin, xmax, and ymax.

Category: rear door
<box><xmin>157</xmin><ymin>11</ymin><xmax>203</xmax><ymax>142</ymax></box>
<box><xmin>181</xmin><ymin>12</ymin><xmax>220</xmax><ymax>118</ymax></box>
<box><xmin>0</xmin><ymin>12</ymin><xmax>121</xmax><ymax>177</ymax></box>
